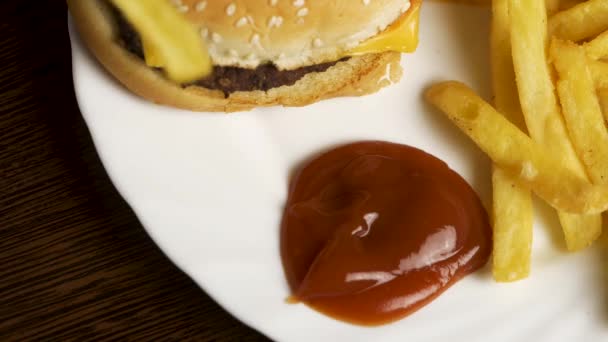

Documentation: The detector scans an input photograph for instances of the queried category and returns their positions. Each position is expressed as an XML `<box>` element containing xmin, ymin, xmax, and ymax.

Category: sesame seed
<box><xmin>250</xmin><ymin>33</ymin><xmax>261</xmax><ymax>46</ymax></box>
<box><xmin>297</xmin><ymin>8</ymin><xmax>309</xmax><ymax>16</ymax></box>
<box><xmin>195</xmin><ymin>1</ymin><xmax>207</xmax><ymax>11</ymax></box>
<box><xmin>363</xmin><ymin>0</ymin><xmax>371</xmax><ymax>5</ymax></box>
<box><xmin>226</xmin><ymin>3</ymin><xmax>237</xmax><ymax>16</ymax></box>
<box><xmin>313</xmin><ymin>38</ymin><xmax>323</xmax><ymax>48</ymax></box>
<box><xmin>268</xmin><ymin>15</ymin><xmax>284</xmax><ymax>28</ymax></box>
<box><xmin>293</xmin><ymin>0</ymin><xmax>305</xmax><ymax>7</ymax></box>
<box><xmin>211</xmin><ymin>32</ymin><xmax>223</xmax><ymax>43</ymax></box>
<box><xmin>235</xmin><ymin>17</ymin><xmax>248</xmax><ymax>27</ymax></box>
<box><xmin>246</xmin><ymin>15</ymin><xmax>257</xmax><ymax>27</ymax></box>
<box><xmin>269</xmin><ymin>0</ymin><xmax>278</xmax><ymax>6</ymax></box>
<box><xmin>177</xmin><ymin>5</ymin><xmax>189</xmax><ymax>13</ymax></box>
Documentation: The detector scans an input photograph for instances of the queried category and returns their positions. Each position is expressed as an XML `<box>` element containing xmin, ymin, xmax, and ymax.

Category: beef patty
<box><xmin>111</xmin><ymin>7</ymin><xmax>342</xmax><ymax>96</ymax></box>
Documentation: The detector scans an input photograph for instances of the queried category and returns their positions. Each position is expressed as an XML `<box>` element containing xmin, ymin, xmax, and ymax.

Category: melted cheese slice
<box><xmin>349</xmin><ymin>1</ymin><xmax>422</xmax><ymax>56</ymax></box>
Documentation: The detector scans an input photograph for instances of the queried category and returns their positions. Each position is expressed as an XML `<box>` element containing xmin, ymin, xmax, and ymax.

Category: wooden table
<box><xmin>0</xmin><ymin>2</ymin><xmax>269</xmax><ymax>340</ymax></box>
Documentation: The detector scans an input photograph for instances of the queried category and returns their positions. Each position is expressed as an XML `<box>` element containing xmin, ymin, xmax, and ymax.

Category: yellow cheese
<box><xmin>349</xmin><ymin>1</ymin><xmax>421</xmax><ymax>56</ymax></box>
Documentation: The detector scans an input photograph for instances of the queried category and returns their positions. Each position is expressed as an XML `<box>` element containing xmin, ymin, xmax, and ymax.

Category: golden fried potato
<box><xmin>109</xmin><ymin>0</ymin><xmax>212</xmax><ymax>83</ymax></box>
<box><xmin>591</xmin><ymin>60</ymin><xmax>608</xmax><ymax>90</ymax></box>
<box><xmin>425</xmin><ymin>81</ymin><xmax>608</xmax><ymax>215</ymax></box>
<box><xmin>549</xmin><ymin>0</ymin><xmax>608</xmax><ymax>42</ymax></box>
<box><xmin>490</xmin><ymin>0</ymin><xmax>533</xmax><ymax>282</ymax></box>
<box><xmin>510</xmin><ymin>0</ymin><xmax>601</xmax><ymax>251</ymax></box>
<box><xmin>551</xmin><ymin>38</ymin><xmax>608</xmax><ymax>185</ymax></box>
<box><xmin>584</xmin><ymin>30</ymin><xmax>608</xmax><ymax>60</ymax></box>
<box><xmin>431</xmin><ymin>0</ymin><xmax>490</xmax><ymax>5</ymax></box>
<box><xmin>599</xmin><ymin>88</ymin><xmax>608</xmax><ymax>118</ymax></box>
<box><xmin>558</xmin><ymin>0</ymin><xmax>585</xmax><ymax>11</ymax></box>
<box><xmin>546</xmin><ymin>0</ymin><xmax>561</xmax><ymax>15</ymax></box>
<box><xmin>547</xmin><ymin>0</ymin><xmax>586</xmax><ymax>13</ymax></box>
<box><xmin>491</xmin><ymin>167</ymin><xmax>534</xmax><ymax>281</ymax></box>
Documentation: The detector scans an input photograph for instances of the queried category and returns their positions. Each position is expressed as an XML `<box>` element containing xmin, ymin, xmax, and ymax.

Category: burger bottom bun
<box><xmin>68</xmin><ymin>0</ymin><xmax>404</xmax><ymax>112</ymax></box>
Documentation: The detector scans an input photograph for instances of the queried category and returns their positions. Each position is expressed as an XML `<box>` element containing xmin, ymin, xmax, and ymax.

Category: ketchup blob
<box><xmin>280</xmin><ymin>141</ymin><xmax>492</xmax><ymax>326</ymax></box>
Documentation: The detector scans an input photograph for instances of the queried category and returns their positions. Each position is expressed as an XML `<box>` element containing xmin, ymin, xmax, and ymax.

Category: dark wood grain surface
<box><xmin>0</xmin><ymin>2</ymin><xmax>270</xmax><ymax>340</ymax></box>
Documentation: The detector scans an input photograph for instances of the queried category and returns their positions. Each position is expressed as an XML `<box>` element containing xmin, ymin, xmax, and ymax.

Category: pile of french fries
<box><xmin>427</xmin><ymin>0</ymin><xmax>608</xmax><ymax>282</ymax></box>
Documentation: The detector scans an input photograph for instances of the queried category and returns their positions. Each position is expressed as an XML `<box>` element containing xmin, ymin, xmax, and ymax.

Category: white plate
<box><xmin>68</xmin><ymin>3</ymin><xmax>608</xmax><ymax>341</ymax></box>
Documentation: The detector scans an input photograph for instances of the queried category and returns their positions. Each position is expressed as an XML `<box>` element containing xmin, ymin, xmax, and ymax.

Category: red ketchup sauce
<box><xmin>280</xmin><ymin>141</ymin><xmax>492</xmax><ymax>326</ymax></box>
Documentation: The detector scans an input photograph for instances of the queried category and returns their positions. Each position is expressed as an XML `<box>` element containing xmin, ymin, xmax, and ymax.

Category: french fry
<box><xmin>551</xmin><ymin>38</ymin><xmax>608</xmax><ymax>184</ymax></box>
<box><xmin>546</xmin><ymin>0</ymin><xmax>561</xmax><ymax>14</ymax></box>
<box><xmin>600</xmin><ymin>88</ymin><xmax>608</xmax><ymax>118</ymax></box>
<box><xmin>557</xmin><ymin>213</ymin><xmax>602</xmax><ymax>251</ymax></box>
<box><xmin>584</xmin><ymin>30</ymin><xmax>608</xmax><ymax>60</ymax></box>
<box><xmin>432</xmin><ymin>0</ymin><xmax>490</xmax><ymax>5</ymax></box>
<box><xmin>424</xmin><ymin>81</ymin><xmax>608</xmax><ymax>215</ymax></box>
<box><xmin>591</xmin><ymin>60</ymin><xmax>608</xmax><ymax>89</ymax></box>
<box><xmin>546</xmin><ymin>0</ymin><xmax>584</xmax><ymax>13</ymax></box>
<box><xmin>559</xmin><ymin>0</ymin><xmax>585</xmax><ymax>11</ymax></box>
<box><xmin>509</xmin><ymin>0</ymin><xmax>571</xmax><ymax>153</ymax></box>
<box><xmin>510</xmin><ymin>0</ymin><xmax>601</xmax><ymax>251</ymax></box>
<box><xmin>546</xmin><ymin>0</ymin><xmax>586</xmax><ymax>15</ymax></box>
<box><xmin>106</xmin><ymin>0</ymin><xmax>212</xmax><ymax>83</ymax></box>
<box><xmin>549</xmin><ymin>0</ymin><xmax>608</xmax><ymax>42</ymax></box>
<box><xmin>490</xmin><ymin>0</ymin><xmax>533</xmax><ymax>282</ymax></box>
<box><xmin>491</xmin><ymin>1</ymin><xmax>527</xmax><ymax>130</ymax></box>
<box><xmin>491</xmin><ymin>168</ymin><xmax>534</xmax><ymax>281</ymax></box>
<box><xmin>551</xmin><ymin>39</ymin><xmax>608</xmax><ymax>249</ymax></box>
<box><xmin>509</xmin><ymin>0</ymin><xmax>568</xmax><ymax>149</ymax></box>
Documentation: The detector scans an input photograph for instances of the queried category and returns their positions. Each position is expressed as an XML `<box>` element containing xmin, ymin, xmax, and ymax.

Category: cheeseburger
<box><xmin>68</xmin><ymin>0</ymin><xmax>421</xmax><ymax>112</ymax></box>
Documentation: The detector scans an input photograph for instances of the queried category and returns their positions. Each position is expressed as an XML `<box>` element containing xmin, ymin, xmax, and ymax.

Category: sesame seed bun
<box><xmin>176</xmin><ymin>0</ymin><xmax>411</xmax><ymax>70</ymax></box>
<box><xmin>67</xmin><ymin>0</ymin><xmax>405</xmax><ymax>112</ymax></box>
